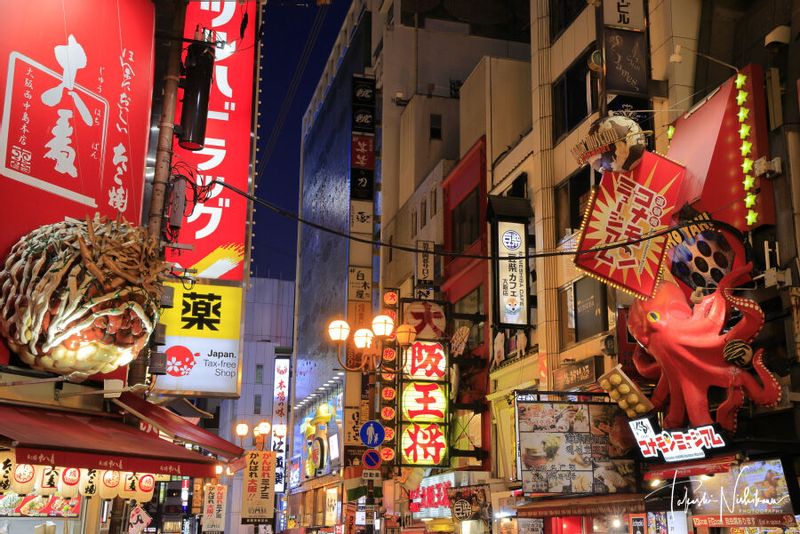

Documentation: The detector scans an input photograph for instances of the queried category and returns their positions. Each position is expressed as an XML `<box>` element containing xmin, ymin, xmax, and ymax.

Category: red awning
<box><xmin>517</xmin><ymin>494</ymin><xmax>646</xmax><ymax>518</ymax></box>
<box><xmin>0</xmin><ymin>403</ymin><xmax>216</xmax><ymax>477</ymax></box>
<box><xmin>114</xmin><ymin>392</ymin><xmax>242</xmax><ymax>459</ymax></box>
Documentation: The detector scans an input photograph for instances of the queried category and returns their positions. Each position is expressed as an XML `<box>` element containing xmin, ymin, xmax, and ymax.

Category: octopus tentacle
<box><xmin>736</xmin><ymin>349</ymin><xmax>782</xmax><ymax>407</ymax></box>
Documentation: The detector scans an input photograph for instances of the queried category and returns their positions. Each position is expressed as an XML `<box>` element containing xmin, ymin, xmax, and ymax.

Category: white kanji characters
<box><xmin>108</xmin><ymin>185</ymin><xmax>128</xmax><ymax>212</ymax></box>
<box><xmin>200</xmin><ymin>1</ymin><xmax>236</xmax><ymax>27</ymax></box>
<box><xmin>44</xmin><ymin>109</ymin><xmax>78</xmax><ymax>177</ymax></box>
<box><xmin>41</xmin><ymin>35</ymin><xmax>93</xmax><ymax>126</ymax></box>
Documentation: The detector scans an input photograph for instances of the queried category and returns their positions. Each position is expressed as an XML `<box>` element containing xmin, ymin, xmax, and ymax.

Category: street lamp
<box><xmin>234</xmin><ymin>422</ymin><xmax>249</xmax><ymax>446</ymax></box>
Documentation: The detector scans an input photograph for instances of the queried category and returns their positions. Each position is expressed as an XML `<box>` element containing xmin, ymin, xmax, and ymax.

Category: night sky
<box><xmin>252</xmin><ymin>1</ymin><xmax>352</xmax><ymax>280</ymax></box>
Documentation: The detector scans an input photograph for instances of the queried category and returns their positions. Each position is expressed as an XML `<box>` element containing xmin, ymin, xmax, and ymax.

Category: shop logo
<box><xmin>165</xmin><ymin>345</ymin><xmax>198</xmax><ymax>377</ymax></box>
<box><xmin>502</xmin><ymin>229</ymin><xmax>522</xmax><ymax>251</ymax></box>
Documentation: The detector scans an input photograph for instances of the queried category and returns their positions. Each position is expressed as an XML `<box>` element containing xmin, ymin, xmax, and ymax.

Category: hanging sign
<box><xmin>128</xmin><ymin>505</ymin><xmax>153</xmax><ymax>534</ymax></box>
<box><xmin>271</xmin><ymin>357</ymin><xmax>290</xmax><ymax>493</ymax></box>
<box><xmin>403</xmin><ymin>302</ymin><xmax>447</xmax><ymax>340</ymax></box>
<box><xmin>603</xmin><ymin>0</ymin><xmax>645</xmax><ymax>30</ymax></box>
<box><xmin>447</xmin><ymin>485</ymin><xmax>492</xmax><ymax>523</ymax></box>
<box><xmin>242</xmin><ymin>450</ymin><xmax>276</xmax><ymax>524</ymax></box>
<box><xmin>495</xmin><ymin>221</ymin><xmax>529</xmax><ymax>326</ymax></box>
<box><xmin>628</xmin><ymin>417</ymin><xmax>726</xmax><ymax>462</ymax></box>
<box><xmin>202</xmin><ymin>483</ymin><xmax>227</xmax><ymax>533</ymax></box>
<box><xmin>416</xmin><ymin>240</ymin><xmax>435</xmax><ymax>283</ymax></box>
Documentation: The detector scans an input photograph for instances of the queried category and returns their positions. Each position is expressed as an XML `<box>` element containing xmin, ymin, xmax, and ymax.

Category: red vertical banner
<box><xmin>166</xmin><ymin>1</ymin><xmax>258</xmax><ymax>282</ymax></box>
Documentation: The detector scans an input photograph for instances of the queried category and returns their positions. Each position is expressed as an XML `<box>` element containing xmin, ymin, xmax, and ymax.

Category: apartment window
<box><xmin>411</xmin><ymin>211</ymin><xmax>418</xmax><ymax>238</ymax></box>
<box><xmin>430</xmin><ymin>189</ymin><xmax>437</xmax><ymax>216</ymax></box>
<box><xmin>430</xmin><ymin>114</ymin><xmax>442</xmax><ymax>140</ymax></box>
<box><xmin>559</xmin><ymin>277</ymin><xmax>608</xmax><ymax>348</ymax></box>
<box><xmin>507</xmin><ymin>173</ymin><xmax>528</xmax><ymax>199</ymax></box>
<box><xmin>255</xmin><ymin>364</ymin><xmax>263</xmax><ymax>384</ymax></box>
<box><xmin>420</xmin><ymin>199</ymin><xmax>427</xmax><ymax>228</ymax></box>
<box><xmin>254</xmin><ymin>394</ymin><xmax>262</xmax><ymax>415</ymax></box>
<box><xmin>552</xmin><ymin>48</ymin><xmax>598</xmax><ymax>142</ymax></box>
<box><xmin>453</xmin><ymin>287</ymin><xmax>484</xmax><ymax>348</ymax></box>
<box><xmin>550</xmin><ymin>0</ymin><xmax>587</xmax><ymax>42</ymax></box>
<box><xmin>451</xmin><ymin>188</ymin><xmax>480</xmax><ymax>252</ymax></box>
<box><xmin>555</xmin><ymin>166</ymin><xmax>591</xmax><ymax>240</ymax></box>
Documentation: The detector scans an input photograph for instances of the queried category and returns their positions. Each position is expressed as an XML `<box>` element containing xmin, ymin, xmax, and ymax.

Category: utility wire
<box><xmin>214</xmin><ymin>180</ymin><xmax>744</xmax><ymax>261</ymax></box>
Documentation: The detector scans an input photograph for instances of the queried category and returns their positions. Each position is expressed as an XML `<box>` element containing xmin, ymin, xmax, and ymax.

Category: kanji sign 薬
<box><xmin>0</xmin><ymin>0</ymin><xmax>154</xmax><ymax>299</ymax></box>
<box><xmin>154</xmin><ymin>282</ymin><xmax>242</xmax><ymax>396</ymax></box>
<box><xmin>271</xmin><ymin>358</ymin><xmax>290</xmax><ymax>493</ymax></box>
<box><xmin>574</xmin><ymin>152</ymin><xmax>685</xmax><ymax>299</ymax></box>
<box><xmin>242</xmin><ymin>450</ymin><xmax>276</xmax><ymax>524</ymax></box>
<box><xmin>165</xmin><ymin>0</ymin><xmax>258</xmax><ymax>281</ymax></box>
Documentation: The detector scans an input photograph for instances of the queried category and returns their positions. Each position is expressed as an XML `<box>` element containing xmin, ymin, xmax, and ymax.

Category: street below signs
<box><xmin>362</xmin><ymin>469</ymin><xmax>382</xmax><ymax>481</ymax></box>
<box><xmin>362</xmin><ymin>449</ymin><xmax>382</xmax><ymax>469</ymax></box>
<box><xmin>359</xmin><ymin>420</ymin><xmax>385</xmax><ymax>448</ymax></box>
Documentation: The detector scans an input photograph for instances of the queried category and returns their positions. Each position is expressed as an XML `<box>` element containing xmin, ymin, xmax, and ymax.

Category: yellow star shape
<box><xmin>667</xmin><ymin>125</ymin><xmax>675</xmax><ymax>140</ymax></box>
<box><xmin>737</xmin><ymin>90</ymin><xmax>749</xmax><ymax>106</ymax></box>
<box><xmin>746</xmin><ymin>209</ymin><xmax>759</xmax><ymax>226</ymax></box>
<box><xmin>741</xmin><ymin>158</ymin><xmax>754</xmax><ymax>174</ymax></box>
<box><xmin>735</xmin><ymin>73</ymin><xmax>747</xmax><ymax>89</ymax></box>
<box><xmin>740</xmin><ymin>140</ymin><xmax>752</xmax><ymax>156</ymax></box>
<box><xmin>738</xmin><ymin>107</ymin><xmax>750</xmax><ymax>122</ymax></box>
<box><xmin>744</xmin><ymin>193</ymin><xmax>757</xmax><ymax>208</ymax></box>
<box><xmin>742</xmin><ymin>174</ymin><xmax>755</xmax><ymax>190</ymax></box>
<box><xmin>739</xmin><ymin>123</ymin><xmax>751</xmax><ymax>139</ymax></box>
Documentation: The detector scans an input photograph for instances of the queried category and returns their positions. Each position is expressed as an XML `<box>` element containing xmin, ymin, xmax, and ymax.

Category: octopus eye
<box><xmin>647</xmin><ymin>311</ymin><xmax>660</xmax><ymax>323</ymax></box>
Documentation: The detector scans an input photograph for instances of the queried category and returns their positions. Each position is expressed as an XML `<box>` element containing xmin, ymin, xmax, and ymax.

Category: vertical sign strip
<box><xmin>271</xmin><ymin>358</ymin><xmax>290</xmax><ymax>493</ymax></box>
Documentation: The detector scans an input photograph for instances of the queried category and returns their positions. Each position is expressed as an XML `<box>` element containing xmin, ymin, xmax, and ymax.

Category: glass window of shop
<box><xmin>555</xmin><ymin>166</ymin><xmax>591</xmax><ymax>242</ymax></box>
<box><xmin>452</xmin><ymin>187</ymin><xmax>480</xmax><ymax>253</ymax></box>
<box><xmin>559</xmin><ymin>277</ymin><xmax>608</xmax><ymax>348</ymax></box>
<box><xmin>454</xmin><ymin>287</ymin><xmax>484</xmax><ymax>348</ymax></box>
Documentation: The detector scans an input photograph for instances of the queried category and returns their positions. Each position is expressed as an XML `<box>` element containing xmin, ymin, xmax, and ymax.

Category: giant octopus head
<box><xmin>0</xmin><ymin>216</ymin><xmax>167</xmax><ymax>375</ymax></box>
<box><xmin>628</xmin><ymin>282</ymin><xmax>693</xmax><ymax>347</ymax></box>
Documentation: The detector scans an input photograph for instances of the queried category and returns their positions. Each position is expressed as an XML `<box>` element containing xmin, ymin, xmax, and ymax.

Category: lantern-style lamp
<box><xmin>254</xmin><ymin>420</ymin><xmax>271</xmax><ymax>437</ymax></box>
<box><xmin>234</xmin><ymin>422</ymin><xmax>249</xmax><ymax>439</ymax></box>
<box><xmin>372</xmin><ymin>314</ymin><xmax>395</xmax><ymax>338</ymax></box>
<box><xmin>353</xmin><ymin>328</ymin><xmax>375</xmax><ymax>349</ymax></box>
<box><xmin>328</xmin><ymin>319</ymin><xmax>351</xmax><ymax>343</ymax></box>
<box><xmin>214</xmin><ymin>464</ymin><xmax>223</xmax><ymax>476</ymax></box>
<box><xmin>395</xmin><ymin>324</ymin><xmax>417</xmax><ymax>347</ymax></box>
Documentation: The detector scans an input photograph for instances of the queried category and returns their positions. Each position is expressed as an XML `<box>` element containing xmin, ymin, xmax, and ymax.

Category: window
<box><xmin>430</xmin><ymin>113</ymin><xmax>442</xmax><ymax>140</ymax></box>
<box><xmin>559</xmin><ymin>277</ymin><xmax>608</xmax><ymax>348</ymax></box>
<box><xmin>454</xmin><ymin>288</ymin><xmax>484</xmax><ymax>348</ymax></box>
<box><xmin>451</xmin><ymin>188</ymin><xmax>480</xmax><ymax>252</ymax></box>
<box><xmin>255</xmin><ymin>364</ymin><xmax>263</xmax><ymax>384</ymax></box>
<box><xmin>430</xmin><ymin>189</ymin><xmax>437</xmax><ymax>216</ymax></box>
<box><xmin>549</xmin><ymin>0</ymin><xmax>587</xmax><ymax>42</ymax></box>
<box><xmin>411</xmin><ymin>211</ymin><xmax>417</xmax><ymax>238</ymax></box>
<box><xmin>507</xmin><ymin>173</ymin><xmax>528</xmax><ymax>198</ymax></box>
<box><xmin>388</xmin><ymin>235</ymin><xmax>393</xmax><ymax>262</ymax></box>
<box><xmin>552</xmin><ymin>48</ymin><xmax>598</xmax><ymax>142</ymax></box>
<box><xmin>420</xmin><ymin>199</ymin><xmax>427</xmax><ymax>228</ymax></box>
<box><xmin>254</xmin><ymin>394</ymin><xmax>262</xmax><ymax>415</ymax></box>
<box><xmin>555</xmin><ymin>166</ymin><xmax>591</xmax><ymax>240</ymax></box>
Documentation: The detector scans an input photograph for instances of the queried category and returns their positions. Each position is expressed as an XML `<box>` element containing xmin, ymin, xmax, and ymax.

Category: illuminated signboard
<box><xmin>628</xmin><ymin>417</ymin><xmax>726</xmax><ymax>462</ymax></box>
<box><xmin>153</xmin><ymin>282</ymin><xmax>242</xmax><ymax>397</ymax></box>
<box><xmin>399</xmin><ymin>341</ymin><xmax>449</xmax><ymax>466</ymax></box>
<box><xmin>165</xmin><ymin>0</ymin><xmax>259</xmax><ymax>281</ymax></box>
<box><xmin>495</xmin><ymin>220</ymin><xmax>529</xmax><ymax>327</ymax></box>
<box><xmin>409</xmin><ymin>472</ymin><xmax>456</xmax><ymax>520</ymax></box>
<box><xmin>271</xmin><ymin>357</ymin><xmax>290</xmax><ymax>493</ymax></box>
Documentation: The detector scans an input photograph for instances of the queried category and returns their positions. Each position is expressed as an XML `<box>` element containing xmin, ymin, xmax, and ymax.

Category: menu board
<box><xmin>516</xmin><ymin>400</ymin><xmax>635</xmax><ymax>494</ymax></box>
<box><xmin>0</xmin><ymin>493</ymin><xmax>81</xmax><ymax>517</ymax></box>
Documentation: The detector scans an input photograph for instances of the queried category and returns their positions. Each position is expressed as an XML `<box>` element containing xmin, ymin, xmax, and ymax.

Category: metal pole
<box><xmin>147</xmin><ymin>0</ymin><xmax>187</xmax><ymax>240</ymax></box>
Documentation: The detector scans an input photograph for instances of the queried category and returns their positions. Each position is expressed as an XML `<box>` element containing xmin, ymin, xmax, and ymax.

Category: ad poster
<box><xmin>202</xmin><ymin>483</ymin><xmax>227</xmax><ymax>533</ymax></box>
<box><xmin>446</xmin><ymin>485</ymin><xmax>491</xmax><ymax>523</ymax></box>
<box><xmin>242</xmin><ymin>450</ymin><xmax>276</xmax><ymax>524</ymax></box>
<box><xmin>516</xmin><ymin>400</ymin><xmax>635</xmax><ymax>494</ymax></box>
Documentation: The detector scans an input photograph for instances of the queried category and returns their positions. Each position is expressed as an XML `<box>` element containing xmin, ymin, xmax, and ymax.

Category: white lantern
<box><xmin>78</xmin><ymin>468</ymin><xmax>99</xmax><ymax>497</ymax></box>
<box><xmin>134</xmin><ymin>473</ymin><xmax>156</xmax><ymax>503</ymax></box>
<box><xmin>98</xmin><ymin>470</ymin><xmax>121</xmax><ymax>500</ymax></box>
<box><xmin>353</xmin><ymin>328</ymin><xmax>374</xmax><ymax>349</ymax></box>
<box><xmin>58</xmin><ymin>467</ymin><xmax>81</xmax><ymax>499</ymax></box>
<box><xmin>36</xmin><ymin>465</ymin><xmax>59</xmax><ymax>496</ymax></box>
<box><xmin>119</xmin><ymin>472</ymin><xmax>138</xmax><ymax>501</ymax></box>
<box><xmin>0</xmin><ymin>451</ymin><xmax>14</xmax><ymax>493</ymax></box>
<box><xmin>11</xmin><ymin>464</ymin><xmax>36</xmax><ymax>494</ymax></box>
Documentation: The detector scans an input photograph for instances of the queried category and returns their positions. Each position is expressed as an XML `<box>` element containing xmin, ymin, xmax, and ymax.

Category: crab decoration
<box><xmin>628</xmin><ymin>263</ymin><xmax>781</xmax><ymax>432</ymax></box>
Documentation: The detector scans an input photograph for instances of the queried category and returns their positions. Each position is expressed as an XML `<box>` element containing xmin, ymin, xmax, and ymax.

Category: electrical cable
<box><xmin>212</xmin><ymin>179</ymin><xmax>745</xmax><ymax>262</ymax></box>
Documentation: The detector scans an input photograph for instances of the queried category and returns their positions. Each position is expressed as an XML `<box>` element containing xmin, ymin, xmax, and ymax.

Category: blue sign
<box><xmin>362</xmin><ymin>449</ymin><xmax>382</xmax><ymax>469</ymax></box>
<box><xmin>359</xmin><ymin>420</ymin><xmax>385</xmax><ymax>447</ymax></box>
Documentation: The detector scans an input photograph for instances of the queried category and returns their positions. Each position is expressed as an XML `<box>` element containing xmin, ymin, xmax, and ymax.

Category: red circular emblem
<box><xmin>379</xmin><ymin>447</ymin><xmax>395</xmax><ymax>462</ymax></box>
<box><xmin>62</xmin><ymin>468</ymin><xmax>80</xmax><ymax>486</ymax></box>
<box><xmin>14</xmin><ymin>465</ymin><xmax>34</xmax><ymax>484</ymax></box>
<box><xmin>102</xmin><ymin>471</ymin><xmax>120</xmax><ymax>488</ymax></box>
<box><xmin>138</xmin><ymin>474</ymin><xmax>155</xmax><ymax>492</ymax></box>
<box><xmin>383</xmin><ymin>291</ymin><xmax>398</xmax><ymax>306</ymax></box>
<box><xmin>382</xmin><ymin>347</ymin><xmax>397</xmax><ymax>362</ymax></box>
<box><xmin>381</xmin><ymin>371</ymin><xmax>396</xmax><ymax>382</ymax></box>
<box><xmin>380</xmin><ymin>407</ymin><xmax>396</xmax><ymax>421</ymax></box>
<box><xmin>384</xmin><ymin>427</ymin><xmax>395</xmax><ymax>441</ymax></box>
<box><xmin>381</xmin><ymin>387</ymin><xmax>396</xmax><ymax>401</ymax></box>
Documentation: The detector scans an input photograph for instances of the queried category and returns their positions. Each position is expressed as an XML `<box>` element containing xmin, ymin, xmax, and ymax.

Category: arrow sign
<box><xmin>362</xmin><ymin>449</ymin><xmax>382</xmax><ymax>469</ymax></box>
<box><xmin>359</xmin><ymin>420</ymin><xmax>385</xmax><ymax>447</ymax></box>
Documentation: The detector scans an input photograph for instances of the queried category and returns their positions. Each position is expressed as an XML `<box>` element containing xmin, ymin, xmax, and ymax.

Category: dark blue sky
<box><xmin>252</xmin><ymin>1</ymin><xmax>351</xmax><ymax>280</ymax></box>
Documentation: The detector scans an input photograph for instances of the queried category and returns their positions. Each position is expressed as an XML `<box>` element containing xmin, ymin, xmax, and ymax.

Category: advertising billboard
<box><xmin>165</xmin><ymin>0</ymin><xmax>258</xmax><ymax>282</ymax></box>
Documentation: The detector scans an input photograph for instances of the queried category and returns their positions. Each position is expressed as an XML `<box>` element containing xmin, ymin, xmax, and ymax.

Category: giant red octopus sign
<box><xmin>626</xmin><ymin>264</ymin><xmax>781</xmax><ymax>432</ymax></box>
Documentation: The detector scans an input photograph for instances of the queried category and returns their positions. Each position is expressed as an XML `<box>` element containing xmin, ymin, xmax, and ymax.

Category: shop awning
<box><xmin>517</xmin><ymin>493</ymin><xmax>646</xmax><ymax>518</ymax></box>
<box><xmin>113</xmin><ymin>392</ymin><xmax>243</xmax><ymax>459</ymax></box>
<box><xmin>0</xmin><ymin>403</ymin><xmax>217</xmax><ymax>477</ymax></box>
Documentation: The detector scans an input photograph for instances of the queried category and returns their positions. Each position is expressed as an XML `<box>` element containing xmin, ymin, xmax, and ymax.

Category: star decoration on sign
<box><xmin>742</xmin><ymin>175</ymin><xmax>755</xmax><ymax>191</ymax></box>
<box><xmin>738</xmin><ymin>123</ymin><xmax>751</xmax><ymax>139</ymax></box>
<box><xmin>741</xmin><ymin>158</ymin><xmax>754</xmax><ymax>174</ymax></box>
<box><xmin>740</xmin><ymin>141</ymin><xmax>752</xmax><ymax>157</ymax></box>
<box><xmin>744</xmin><ymin>193</ymin><xmax>757</xmax><ymax>208</ymax></box>
<box><xmin>736</xmin><ymin>90</ymin><xmax>749</xmax><ymax>106</ymax></box>
<box><xmin>735</xmin><ymin>73</ymin><xmax>748</xmax><ymax>89</ymax></box>
<box><xmin>746</xmin><ymin>209</ymin><xmax>759</xmax><ymax>226</ymax></box>
<box><xmin>738</xmin><ymin>107</ymin><xmax>750</xmax><ymax>122</ymax></box>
